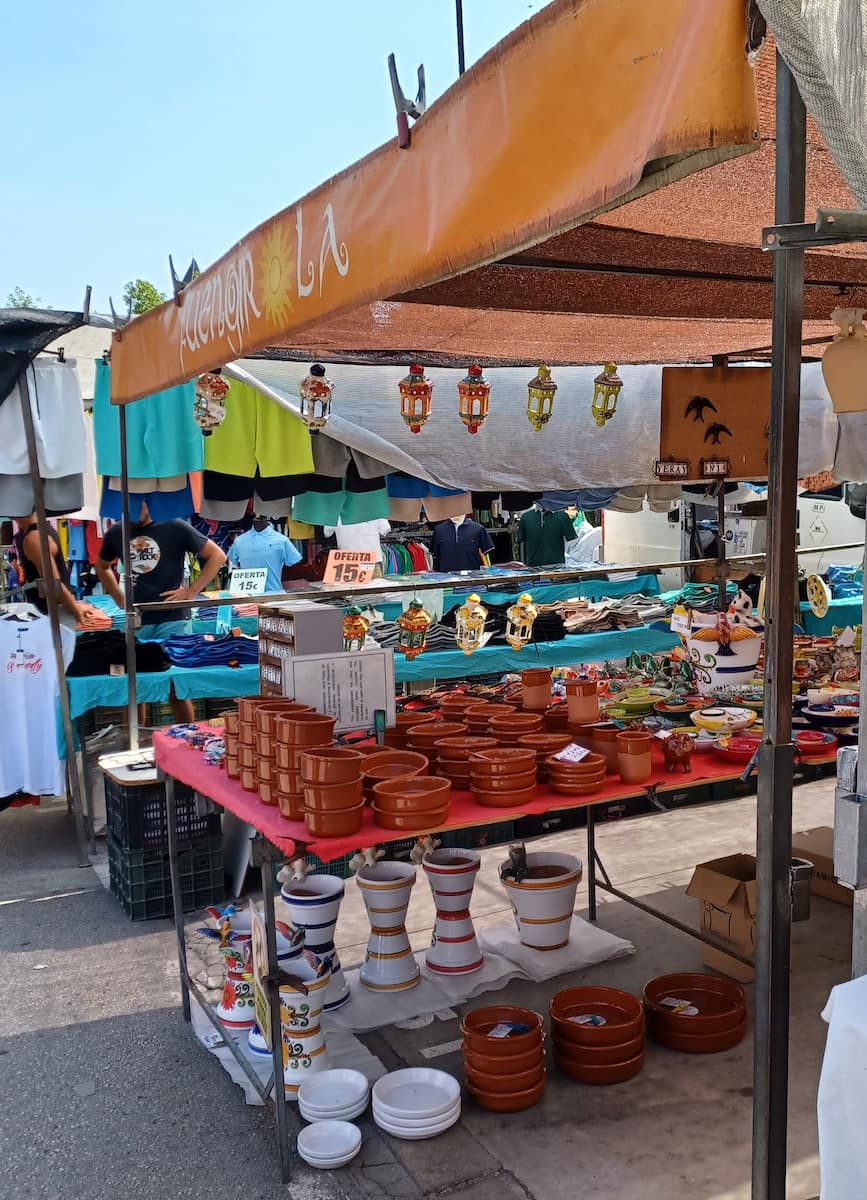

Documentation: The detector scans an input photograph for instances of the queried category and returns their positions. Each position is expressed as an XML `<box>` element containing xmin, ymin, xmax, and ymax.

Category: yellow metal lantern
<box><xmin>527</xmin><ymin>365</ymin><xmax>558</xmax><ymax>432</ymax></box>
<box><xmin>591</xmin><ymin>362</ymin><xmax>623</xmax><ymax>428</ymax></box>
<box><xmin>505</xmin><ymin>592</ymin><xmax>537</xmax><ymax>652</ymax></box>
<box><xmin>299</xmin><ymin>363</ymin><xmax>333</xmax><ymax>430</ymax></box>
<box><xmin>457</xmin><ymin>364</ymin><xmax>491</xmax><ymax>434</ymax></box>
<box><xmin>399</xmin><ymin>363</ymin><xmax>433</xmax><ymax>433</ymax></box>
<box><xmin>343</xmin><ymin>606</ymin><xmax>369</xmax><ymax>652</ymax></box>
<box><xmin>455</xmin><ymin>593</ymin><xmax>487</xmax><ymax>656</ymax></box>
<box><xmin>397</xmin><ymin>600</ymin><xmax>432</xmax><ymax>660</ymax></box>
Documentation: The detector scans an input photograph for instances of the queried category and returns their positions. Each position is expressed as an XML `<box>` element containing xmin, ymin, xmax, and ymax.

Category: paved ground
<box><xmin>2</xmin><ymin>777</ymin><xmax>845</xmax><ymax>1199</ymax></box>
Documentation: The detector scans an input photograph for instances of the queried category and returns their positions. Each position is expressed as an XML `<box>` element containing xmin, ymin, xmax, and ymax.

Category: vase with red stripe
<box><xmin>200</xmin><ymin>906</ymin><xmax>256</xmax><ymax>1037</ymax></box>
<box><xmin>422</xmin><ymin>848</ymin><xmax>484</xmax><ymax>975</ymax></box>
<box><xmin>356</xmin><ymin>861</ymin><xmax>420</xmax><ymax>992</ymax></box>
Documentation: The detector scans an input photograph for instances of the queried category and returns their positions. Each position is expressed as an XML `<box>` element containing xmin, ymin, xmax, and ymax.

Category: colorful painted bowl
<box><xmin>690</xmin><ymin>706</ymin><xmax>756</xmax><ymax>734</ymax></box>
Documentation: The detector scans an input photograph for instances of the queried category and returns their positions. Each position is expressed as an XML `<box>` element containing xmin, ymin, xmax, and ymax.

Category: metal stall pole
<box><xmin>716</xmin><ymin>486</ymin><xmax>728</xmax><ymax>611</ymax></box>
<box><xmin>164</xmin><ymin>772</ymin><xmax>192</xmax><ymax>1022</ymax></box>
<box><xmin>261</xmin><ymin>851</ymin><xmax>293</xmax><ymax>1183</ymax></box>
<box><xmin>455</xmin><ymin>0</ymin><xmax>466</xmax><ymax>75</ymax></box>
<box><xmin>18</xmin><ymin>367</ymin><xmax>91</xmax><ymax>867</ymax></box>
<box><xmin>117</xmin><ymin>403</ymin><xmax>140</xmax><ymax>751</ymax></box>
<box><xmin>751</xmin><ymin>54</ymin><xmax>806</xmax><ymax>1200</ymax></box>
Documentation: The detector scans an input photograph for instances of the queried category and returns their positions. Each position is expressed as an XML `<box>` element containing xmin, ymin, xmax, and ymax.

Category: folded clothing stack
<box><xmin>67</xmin><ymin>631</ymin><xmax>170</xmax><ymax>677</ymax></box>
<box><xmin>160</xmin><ymin>633</ymin><xmax>260</xmax><ymax>668</ymax></box>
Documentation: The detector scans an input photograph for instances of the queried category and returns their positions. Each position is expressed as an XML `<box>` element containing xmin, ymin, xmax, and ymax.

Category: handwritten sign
<box><xmin>322</xmin><ymin>550</ymin><xmax>378</xmax><ymax>587</ymax></box>
<box><xmin>249</xmin><ymin>901</ymin><xmax>272</xmax><ymax>1050</ymax></box>
<box><xmin>229</xmin><ymin>568</ymin><xmax>268</xmax><ymax>596</ymax></box>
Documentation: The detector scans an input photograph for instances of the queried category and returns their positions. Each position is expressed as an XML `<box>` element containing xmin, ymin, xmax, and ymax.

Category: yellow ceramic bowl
<box><xmin>690</xmin><ymin>706</ymin><xmax>757</xmax><ymax>734</ymax></box>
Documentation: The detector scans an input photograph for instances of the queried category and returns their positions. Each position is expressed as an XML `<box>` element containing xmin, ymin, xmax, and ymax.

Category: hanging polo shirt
<box><xmin>228</xmin><ymin>524</ymin><xmax>302</xmax><ymax>592</ymax></box>
<box><xmin>431</xmin><ymin>519</ymin><xmax>494</xmax><ymax>572</ymax></box>
<box><xmin>519</xmin><ymin>507</ymin><xmax>577</xmax><ymax>567</ymax></box>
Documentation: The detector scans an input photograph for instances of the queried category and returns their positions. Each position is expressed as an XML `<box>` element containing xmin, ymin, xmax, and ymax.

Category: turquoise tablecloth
<box><xmin>67</xmin><ymin>664</ymin><xmax>261</xmax><ymax>721</ymax></box>
<box><xmin>800</xmin><ymin>596</ymin><xmax>863</xmax><ymax>636</ymax></box>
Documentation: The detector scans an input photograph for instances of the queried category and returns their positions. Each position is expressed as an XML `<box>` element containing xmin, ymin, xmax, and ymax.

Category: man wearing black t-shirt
<box><xmin>96</xmin><ymin>503</ymin><xmax>226</xmax><ymax>721</ymax></box>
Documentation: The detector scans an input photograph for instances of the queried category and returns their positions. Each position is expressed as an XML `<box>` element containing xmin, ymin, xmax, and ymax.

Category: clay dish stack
<box><xmin>550</xmin><ymin>986</ymin><xmax>645</xmax><ymax>1084</ymax></box>
<box><xmin>642</xmin><ymin>972</ymin><xmax>748</xmax><ymax>1053</ymax></box>
<box><xmin>545</xmin><ymin>750</ymin><xmax>608</xmax><ymax>796</ymax></box>
<box><xmin>361</xmin><ymin>750</ymin><xmax>429</xmax><ymax>801</ymax></box>
<box><xmin>434</xmin><ymin>736</ymin><xmax>498</xmax><ymax>789</ymax></box>
<box><xmin>516</xmin><ymin>733</ymin><xmax>573</xmax><ymax>782</ymax></box>
<box><xmin>469</xmin><ymin>748</ymin><xmax>537</xmax><ymax>808</ymax></box>
<box><xmin>372</xmin><ymin>775</ymin><xmax>452</xmax><ymax>832</ymax></box>
<box><xmin>301</xmin><ymin>747</ymin><xmax>365</xmax><ymax>838</ymax></box>
<box><xmin>461</xmin><ymin>1005</ymin><xmax>545</xmax><ymax>1112</ymax></box>
<box><xmin>405</xmin><ymin>722</ymin><xmax>467</xmax><ymax>772</ymax></box>
<box><xmin>273</xmin><ymin>711</ymin><xmax>336</xmax><ymax>820</ymax></box>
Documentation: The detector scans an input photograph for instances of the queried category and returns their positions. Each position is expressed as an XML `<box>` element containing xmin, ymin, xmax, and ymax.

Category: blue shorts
<box><xmin>136</xmin><ymin>620</ymin><xmax>193</xmax><ymax>642</ymax></box>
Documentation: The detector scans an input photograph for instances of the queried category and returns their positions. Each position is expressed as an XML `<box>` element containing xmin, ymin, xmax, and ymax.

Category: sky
<box><xmin>2</xmin><ymin>0</ymin><xmax>540</xmax><ymax>312</ymax></box>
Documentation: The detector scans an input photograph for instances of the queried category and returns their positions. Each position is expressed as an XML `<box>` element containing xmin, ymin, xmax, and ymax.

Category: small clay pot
<box><xmin>304</xmin><ymin>801</ymin><xmax>365</xmax><ymax>838</ymax></box>
<box><xmin>544</xmin><ymin>704</ymin><xmax>571</xmax><ymax>732</ymax></box>
<box><xmin>303</xmin><ymin>778</ymin><xmax>364</xmax><ymax>811</ymax></box>
<box><xmin>468</xmin><ymin>748</ymin><xmax>537</xmax><ymax>775</ymax></box>
<box><xmin>518</xmin><ymin>733</ymin><xmax>573</xmax><ymax>758</ymax></box>
<box><xmin>460</xmin><ymin>1006</ymin><xmax>544</xmax><ymax>1056</ymax></box>
<box><xmin>435</xmin><ymin>736</ymin><xmax>499</xmax><ymax>761</ymax></box>
<box><xmin>256</xmin><ymin>731</ymin><xmax>276</xmax><ymax>758</ymax></box>
<box><xmin>472</xmin><ymin>783</ymin><xmax>537</xmax><ymax>808</ymax></box>
<box><xmin>258</xmin><ymin>780</ymin><xmax>278</xmax><ymax>806</ymax></box>
<box><xmin>239</xmin><ymin>743</ymin><xmax>256</xmax><ymax>770</ymax></box>
<box><xmin>465</xmin><ymin>1078</ymin><xmax>545</xmax><ymax>1112</ymax></box>
<box><xmin>464</xmin><ymin>703</ymin><xmax>516</xmax><ymax>731</ymax></box>
<box><xmin>642</xmin><ymin>972</ymin><xmax>746</xmax><ymax>1034</ymax></box>
<box><xmin>554</xmin><ymin>1050</ymin><xmax>643</xmax><ymax>1085</ymax></box>
<box><xmin>276</xmin><ymin>768</ymin><xmax>303</xmax><ymax>795</ymax></box>
<box><xmin>489</xmin><ymin>713</ymin><xmax>544</xmax><ymax>737</ymax></box>
<box><xmin>373</xmin><ymin>803</ymin><xmax>450</xmax><ymax>831</ymax></box>
<box><xmin>280</xmin><ymin>712</ymin><xmax>338</xmax><ymax>746</ymax></box>
<box><xmin>372</xmin><ymin>775</ymin><xmax>451</xmax><ymax>813</ymax></box>
<box><xmin>592</xmin><ymin>724</ymin><xmax>621</xmax><ymax>772</ymax></box>
<box><xmin>256</xmin><ymin>700</ymin><xmax>312</xmax><ymax>738</ymax></box>
<box><xmin>240</xmin><ymin>767</ymin><xmax>257</xmax><ymax>792</ymax></box>
<box><xmin>278</xmin><ymin>791</ymin><xmax>304</xmax><ymax>821</ymax></box>
<box><xmin>565</xmin><ymin>679</ymin><xmax>600</xmax><ymax>725</ymax></box>
<box><xmin>464</xmin><ymin>1063</ymin><xmax>544</xmax><ymax>1094</ymax></box>
<box><xmin>616</xmin><ymin>730</ymin><xmax>653</xmax><ymax>785</ymax></box>
<box><xmin>521</xmin><ymin>667</ymin><xmax>553</xmax><ymax>712</ymax></box>
<box><xmin>225</xmin><ymin>754</ymin><xmax>240</xmax><ymax>780</ymax></box>
<box><xmin>300</xmin><ymin>746</ymin><xmax>364</xmax><ymax>784</ymax></box>
<box><xmin>238</xmin><ymin>696</ymin><xmax>274</xmax><ymax>726</ymax></box>
<box><xmin>223</xmin><ymin>710</ymin><xmax>240</xmax><ymax>735</ymax></box>
<box><xmin>224</xmin><ymin>731</ymin><xmax>239</xmax><ymax>757</ymax></box>
<box><xmin>257</xmin><ymin>757</ymin><xmax>277</xmax><ymax>785</ymax></box>
<box><xmin>406</xmin><ymin>721</ymin><xmax>468</xmax><ymax>748</ymax></box>
<box><xmin>275</xmin><ymin>743</ymin><xmax>306</xmax><ymax>772</ymax></box>
<box><xmin>646</xmin><ymin>1012</ymin><xmax>747</xmax><ymax>1054</ymax></box>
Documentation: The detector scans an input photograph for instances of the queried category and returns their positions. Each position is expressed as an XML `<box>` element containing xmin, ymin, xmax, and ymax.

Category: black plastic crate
<box><xmin>108</xmin><ymin>831</ymin><xmax>224</xmax><ymax>920</ymax></box>
<box><xmin>104</xmin><ymin>772</ymin><xmax>220</xmax><ymax>850</ymax></box>
<box><xmin>441</xmin><ymin>822</ymin><xmax>514</xmax><ymax>850</ymax></box>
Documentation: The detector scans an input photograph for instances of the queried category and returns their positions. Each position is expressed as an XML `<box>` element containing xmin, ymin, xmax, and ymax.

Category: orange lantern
<box><xmin>396</xmin><ymin>600</ymin><xmax>432</xmax><ymax>660</ymax></box>
<box><xmin>398</xmin><ymin>363</ymin><xmax>433</xmax><ymax>433</ymax></box>
<box><xmin>343</xmin><ymin>606</ymin><xmax>369</xmax><ymax>652</ymax></box>
<box><xmin>299</xmin><ymin>363</ymin><xmax>333</xmax><ymax>430</ymax></box>
<box><xmin>457</xmin><ymin>364</ymin><xmax>490</xmax><ymax>434</ymax></box>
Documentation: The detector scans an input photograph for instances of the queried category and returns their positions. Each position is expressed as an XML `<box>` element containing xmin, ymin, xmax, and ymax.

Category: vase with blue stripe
<box><xmin>279</xmin><ymin>875</ymin><xmax>351</xmax><ymax>1011</ymax></box>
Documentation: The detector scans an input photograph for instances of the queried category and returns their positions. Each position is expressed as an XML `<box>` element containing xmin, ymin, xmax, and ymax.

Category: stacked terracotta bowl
<box><xmin>301</xmin><ymin>746</ymin><xmax>365</xmax><ymax>838</ymax></box>
<box><xmin>545</xmin><ymin>750</ymin><xmax>608</xmax><ymax>796</ymax></box>
<box><xmin>405</xmin><ymin>721</ymin><xmax>467</xmax><ymax>772</ymax></box>
<box><xmin>438</xmin><ymin>694</ymin><xmax>480</xmax><ymax>721</ymax></box>
<box><xmin>372</xmin><ymin>775</ymin><xmax>452</xmax><ymax>832</ymax></box>
<box><xmin>464</xmin><ymin>702</ymin><xmax>515</xmax><ymax>736</ymax></box>
<box><xmin>544</xmin><ymin>702</ymin><xmax>570</xmax><ymax>733</ymax></box>
<box><xmin>461</xmin><ymin>1005</ymin><xmax>545</xmax><ymax>1112</ymax></box>
<box><xmin>273</xmin><ymin>711</ymin><xmax>336</xmax><ymax>819</ymax></box>
<box><xmin>382</xmin><ymin>711</ymin><xmax>436</xmax><ymax>749</ymax></box>
<box><xmin>223</xmin><ymin>709</ymin><xmax>240</xmax><ymax>779</ymax></box>
<box><xmin>643</xmin><ymin>972</ymin><xmax>747</xmax><ymax>1053</ymax></box>
<box><xmin>516</xmin><ymin>733</ymin><xmax>573</xmax><ymax>782</ymax></box>
<box><xmin>469</xmin><ymin>748</ymin><xmax>537</xmax><ymax>808</ymax></box>
<box><xmin>550</xmin><ymin>986</ymin><xmax>645</xmax><ymax>1084</ymax></box>
<box><xmin>434</xmin><ymin>736</ymin><xmax>498</xmax><ymax>789</ymax></box>
<box><xmin>237</xmin><ymin>697</ymin><xmax>273</xmax><ymax>792</ymax></box>
<box><xmin>488</xmin><ymin>711</ymin><xmax>544</xmax><ymax>746</ymax></box>
<box><xmin>361</xmin><ymin>749</ymin><xmax>429</xmax><ymax>801</ymax></box>
<box><xmin>255</xmin><ymin>701</ymin><xmax>313</xmax><ymax>806</ymax></box>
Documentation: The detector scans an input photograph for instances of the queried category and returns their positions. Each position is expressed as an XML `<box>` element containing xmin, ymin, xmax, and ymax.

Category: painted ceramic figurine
<box><xmin>663</xmin><ymin>731</ymin><xmax>694</xmax><ymax>773</ymax></box>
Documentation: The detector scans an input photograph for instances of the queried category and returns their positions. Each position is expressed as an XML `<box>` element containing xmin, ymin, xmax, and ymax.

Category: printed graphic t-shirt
<box><xmin>100</xmin><ymin>519</ymin><xmax>207</xmax><ymax>623</ymax></box>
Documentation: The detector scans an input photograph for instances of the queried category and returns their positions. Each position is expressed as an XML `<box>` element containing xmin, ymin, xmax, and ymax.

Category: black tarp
<box><xmin>0</xmin><ymin>308</ymin><xmax>86</xmax><ymax>407</ymax></box>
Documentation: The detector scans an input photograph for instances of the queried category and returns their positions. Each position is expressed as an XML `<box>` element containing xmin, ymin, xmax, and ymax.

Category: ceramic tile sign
<box><xmin>323</xmin><ymin>550</ymin><xmax>378</xmax><ymax>587</ymax></box>
<box><xmin>282</xmin><ymin>647</ymin><xmax>396</xmax><ymax>733</ymax></box>
<box><xmin>657</xmin><ymin>366</ymin><xmax>771</xmax><ymax>482</ymax></box>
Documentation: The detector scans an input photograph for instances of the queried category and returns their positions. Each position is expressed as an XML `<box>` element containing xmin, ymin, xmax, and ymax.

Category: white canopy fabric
<box><xmin>229</xmin><ymin>358</ymin><xmax>851</xmax><ymax>490</ymax></box>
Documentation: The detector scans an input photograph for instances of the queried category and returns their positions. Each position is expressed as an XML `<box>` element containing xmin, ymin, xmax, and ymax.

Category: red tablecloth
<box><xmin>154</xmin><ymin>729</ymin><xmax>833</xmax><ymax>865</ymax></box>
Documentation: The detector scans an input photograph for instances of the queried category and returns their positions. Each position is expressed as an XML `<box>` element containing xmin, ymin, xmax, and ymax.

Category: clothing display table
<box><xmin>67</xmin><ymin>664</ymin><xmax>261</xmax><ymax>721</ymax></box>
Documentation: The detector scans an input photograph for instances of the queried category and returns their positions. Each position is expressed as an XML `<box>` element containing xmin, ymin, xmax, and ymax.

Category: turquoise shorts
<box><xmin>136</xmin><ymin>620</ymin><xmax>193</xmax><ymax>642</ymax></box>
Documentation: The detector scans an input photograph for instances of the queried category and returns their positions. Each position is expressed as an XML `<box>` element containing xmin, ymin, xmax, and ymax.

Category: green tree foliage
<box><xmin>122</xmin><ymin>279</ymin><xmax>167</xmax><ymax>315</ymax></box>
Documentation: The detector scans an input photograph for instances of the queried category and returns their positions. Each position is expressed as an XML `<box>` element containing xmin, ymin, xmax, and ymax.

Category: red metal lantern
<box><xmin>299</xmin><ymin>363</ymin><xmax>333</xmax><ymax>430</ymax></box>
<box><xmin>398</xmin><ymin>363</ymin><xmax>433</xmax><ymax>433</ymax></box>
<box><xmin>457</xmin><ymin>364</ymin><xmax>490</xmax><ymax>434</ymax></box>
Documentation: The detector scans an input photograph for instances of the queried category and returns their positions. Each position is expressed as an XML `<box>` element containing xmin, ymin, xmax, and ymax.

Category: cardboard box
<box><xmin>686</xmin><ymin>853</ymin><xmax>756</xmax><ymax>983</ymax></box>
<box><xmin>792</xmin><ymin>826</ymin><xmax>853</xmax><ymax>908</ymax></box>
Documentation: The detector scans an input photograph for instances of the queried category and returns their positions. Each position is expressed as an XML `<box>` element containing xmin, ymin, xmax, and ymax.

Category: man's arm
<box><xmin>21</xmin><ymin>531</ymin><xmax>91</xmax><ymax>623</ymax></box>
<box><xmin>94</xmin><ymin>555</ymin><xmax>126</xmax><ymax>609</ymax></box>
<box><xmin>160</xmin><ymin>539</ymin><xmax>227</xmax><ymax>603</ymax></box>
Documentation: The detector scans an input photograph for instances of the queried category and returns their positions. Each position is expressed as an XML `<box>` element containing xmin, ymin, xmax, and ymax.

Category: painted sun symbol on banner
<box><xmin>258</xmin><ymin>224</ymin><xmax>294</xmax><ymax>326</ymax></box>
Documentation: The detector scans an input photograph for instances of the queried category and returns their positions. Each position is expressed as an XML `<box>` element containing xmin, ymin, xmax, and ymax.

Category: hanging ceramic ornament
<box><xmin>505</xmin><ymin>592</ymin><xmax>537</xmax><ymax>651</ymax></box>
<box><xmin>454</xmin><ymin>592</ymin><xmax>487</xmax><ymax>655</ymax></box>
<box><xmin>398</xmin><ymin>363</ymin><xmax>433</xmax><ymax>433</ymax></box>
<box><xmin>821</xmin><ymin>308</ymin><xmax>867</xmax><ymax>413</ymax></box>
<box><xmin>299</xmin><ymin>363</ymin><xmax>333</xmax><ymax>430</ymax></box>
<box><xmin>591</xmin><ymin>362</ymin><xmax>623</xmax><ymax>427</ymax></box>
<box><xmin>526</xmin><ymin>365</ymin><xmax>558</xmax><ymax>431</ymax></box>
<box><xmin>343</xmin><ymin>606</ymin><xmax>369</xmax><ymax>652</ymax></box>
<box><xmin>194</xmin><ymin>372</ymin><xmax>229</xmax><ymax>435</ymax></box>
<box><xmin>397</xmin><ymin>599</ymin><xmax>432</xmax><ymax>660</ymax></box>
<box><xmin>457</xmin><ymin>364</ymin><xmax>491</xmax><ymax>434</ymax></box>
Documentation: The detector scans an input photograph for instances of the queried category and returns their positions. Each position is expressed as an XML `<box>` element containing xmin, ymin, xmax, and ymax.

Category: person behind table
<box><xmin>95</xmin><ymin>502</ymin><xmax>227</xmax><ymax>722</ymax></box>
<box><xmin>13</xmin><ymin>512</ymin><xmax>102</xmax><ymax>629</ymax></box>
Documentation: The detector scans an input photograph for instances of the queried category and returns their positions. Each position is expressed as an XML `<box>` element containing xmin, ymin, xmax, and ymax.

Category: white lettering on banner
<box><xmin>179</xmin><ymin>247</ymin><xmax>261</xmax><ymax>371</ymax></box>
<box><xmin>295</xmin><ymin>204</ymin><xmax>350</xmax><ymax>300</ymax></box>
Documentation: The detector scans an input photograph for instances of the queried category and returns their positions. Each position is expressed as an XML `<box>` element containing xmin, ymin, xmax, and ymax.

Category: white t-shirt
<box><xmin>323</xmin><ymin>519</ymin><xmax>391</xmax><ymax>554</ymax></box>
<box><xmin>0</xmin><ymin>614</ymin><xmax>75</xmax><ymax>797</ymax></box>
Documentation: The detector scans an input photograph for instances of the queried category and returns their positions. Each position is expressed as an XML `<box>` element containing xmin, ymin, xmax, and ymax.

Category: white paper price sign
<box><xmin>229</xmin><ymin>568</ymin><xmax>268</xmax><ymax>596</ymax></box>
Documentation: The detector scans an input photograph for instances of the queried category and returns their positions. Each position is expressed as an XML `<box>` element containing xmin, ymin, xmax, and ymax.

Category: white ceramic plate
<box><xmin>300</xmin><ymin>1096</ymin><xmax>369</xmax><ymax>1124</ymax></box>
<box><xmin>372</xmin><ymin>1097</ymin><xmax>460</xmax><ymax>1130</ymax></box>
<box><xmin>373</xmin><ymin>1107</ymin><xmax>461</xmax><ymax>1140</ymax></box>
<box><xmin>296</xmin><ymin>1120</ymin><xmax>361</xmax><ymax>1166</ymax></box>
<box><xmin>297</xmin><ymin>1069</ymin><xmax>368</xmax><ymax>1112</ymax></box>
<box><xmin>372</xmin><ymin>1068</ymin><xmax>461</xmax><ymax>1121</ymax></box>
<box><xmin>297</xmin><ymin>1148</ymin><xmax>360</xmax><ymax>1169</ymax></box>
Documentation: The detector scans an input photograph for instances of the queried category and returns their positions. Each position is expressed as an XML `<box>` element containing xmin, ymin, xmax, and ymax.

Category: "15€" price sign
<box><xmin>323</xmin><ymin>550</ymin><xmax>378</xmax><ymax>586</ymax></box>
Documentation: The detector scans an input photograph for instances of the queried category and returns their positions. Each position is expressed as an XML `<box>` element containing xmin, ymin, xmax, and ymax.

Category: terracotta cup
<box><xmin>300</xmin><ymin>747</ymin><xmax>364</xmax><ymax>784</ymax></box>
<box><xmin>565</xmin><ymin>679</ymin><xmax>600</xmax><ymax>725</ymax></box>
<box><xmin>521</xmin><ymin>668</ymin><xmax>553</xmax><ymax>712</ymax></box>
<box><xmin>223</xmin><ymin>710</ymin><xmax>240</xmax><ymax>735</ymax></box>
<box><xmin>616</xmin><ymin>731</ymin><xmax>653</xmax><ymax>785</ymax></box>
<box><xmin>304</xmin><ymin>801</ymin><xmax>365</xmax><ymax>838</ymax></box>
<box><xmin>277</xmin><ymin>790</ymin><xmax>304</xmax><ymax>821</ymax></box>
<box><xmin>256</xmin><ymin>700</ymin><xmax>312</xmax><ymax>738</ymax></box>
<box><xmin>281</xmin><ymin>712</ymin><xmax>338</xmax><ymax>745</ymax></box>
<box><xmin>303</xmin><ymin>778</ymin><xmax>365</xmax><ymax>811</ymax></box>
<box><xmin>592</xmin><ymin>724</ymin><xmax>621</xmax><ymax>772</ymax></box>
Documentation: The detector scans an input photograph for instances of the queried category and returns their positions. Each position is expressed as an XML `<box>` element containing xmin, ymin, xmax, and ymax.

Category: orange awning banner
<box><xmin>110</xmin><ymin>0</ymin><xmax>758</xmax><ymax>404</ymax></box>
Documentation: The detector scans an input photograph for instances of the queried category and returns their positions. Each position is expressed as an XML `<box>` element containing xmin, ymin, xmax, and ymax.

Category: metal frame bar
<box><xmin>763</xmin><ymin>207</ymin><xmax>867</xmax><ymax>251</ymax></box>
<box><xmin>117</xmin><ymin>404</ymin><xmax>140</xmax><ymax>751</ymax></box>
<box><xmin>17</xmin><ymin>367</ymin><xmax>91</xmax><ymax>868</ymax></box>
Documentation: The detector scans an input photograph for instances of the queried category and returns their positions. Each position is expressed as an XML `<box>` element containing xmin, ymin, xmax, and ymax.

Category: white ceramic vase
<box><xmin>280</xmin><ymin>951</ymin><xmax>331</xmax><ymax>1098</ymax></box>
<box><xmin>684</xmin><ymin>612</ymin><xmax>764</xmax><ymax>696</ymax></box>
<box><xmin>280</xmin><ymin>874</ymin><xmax>351</xmax><ymax>1011</ymax></box>
<box><xmin>422</xmin><ymin>848</ymin><xmax>484</xmax><ymax>975</ymax></box>
<box><xmin>356</xmin><ymin>861</ymin><xmax>420</xmax><ymax>992</ymax></box>
<box><xmin>500</xmin><ymin>851</ymin><xmax>583</xmax><ymax>951</ymax></box>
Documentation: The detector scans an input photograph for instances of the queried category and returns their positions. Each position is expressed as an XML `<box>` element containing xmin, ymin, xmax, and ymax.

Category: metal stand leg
<box><xmin>586</xmin><ymin>805</ymin><xmax>597</xmax><ymax>921</ymax></box>
<box><xmin>261</xmin><ymin>856</ymin><xmax>292</xmax><ymax>1185</ymax></box>
<box><xmin>164</xmin><ymin>772</ymin><xmax>191</xmax><ymax>1022</ymax></box>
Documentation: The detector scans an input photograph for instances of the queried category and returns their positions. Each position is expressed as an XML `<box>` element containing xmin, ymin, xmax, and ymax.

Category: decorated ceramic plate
<box><xmin>803</xmin><ymin>704</ymin><xmax>860</xmax><ymax>729</ymax></box>
<box><xmin>690</xmin><ymin>706</ymin><xmax>757</xmax><ymax>734</ymax></box>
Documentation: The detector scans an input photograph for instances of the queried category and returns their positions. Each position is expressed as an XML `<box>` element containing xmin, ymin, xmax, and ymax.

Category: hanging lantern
<box><xmin>454</xmin><ymin>593</ymin><xmax>487</xmax><ymax>656</ymax></box>
<box><xmin>505</xmin><ymin>592</ymin><xmax>538</xmax><ymax>652</ymax></box>
<box><xmin>821</xmin><ymin>308</ymin><xmax>867</xmax><ymax>413</ymax></box>
<box><xmin>396</xmin><ymin>600</ymin><xmax>432</xmax><ymax>660</ymax></box>
<box><xmin>457</xmin><ymin>364</ymin><xmax>490</xmax><ymax>434</ymax></box>
<box><xmin>194</xmin><ymin>372</ymin><xmax>229</xmax><ymax>436</ymax></box>
<box><xmin>398</xmin><ymin>363</ymin><xmax>433</xmax><ymax>433</ymax></box>
<box><xmin>591</xmin><ymin>362</ymin><xmax>623</xmax><ymax>428</ymax></box>
<box><xmin>526</xmin><ymin>364</ymin><xmax>558</xmax><ymax>432</ymax></box>
<box><xmin>342</xmin><ymin>606</ymin><xmax>369</xmax><ymax>652</ymax></box>
<box><xmin>299</xmin><ymin>363</ymin><xmax>333</xmax><ymax>430</ymax></box>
